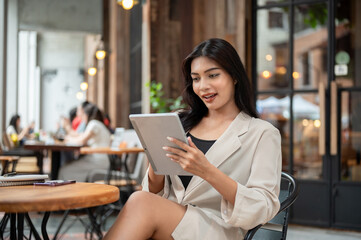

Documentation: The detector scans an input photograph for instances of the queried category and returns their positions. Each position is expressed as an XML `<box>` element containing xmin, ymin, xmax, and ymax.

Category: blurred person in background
<box><xmin>6</xmin><ymin>114</ymin><xmax>35</xmax><ymax>146</ymax></box>
<box><xmin>69</xmin><ymin>106</ymin><xmax>78</xmax><ymax>130</ymax></box>
<box><xmin>61</xmin><ymin>101</ymin><xmax>91</xmax><ymax>137</ymax></box>
<box><xmin>103</xmin><ymin>113</ymin><xmax>115</xmax><ymax>134</ymax></box>
<box><xmin>75</xmin><ymin>101</ymin><xmax>91</xmax><ymax>133</ymax></box>
<box><xmin>58</xmin><ymin>103</ymin><xmax>111</xmax><ymax>182</ymax></box>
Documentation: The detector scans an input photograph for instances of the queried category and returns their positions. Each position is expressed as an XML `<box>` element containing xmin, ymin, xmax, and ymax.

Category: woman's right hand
<box><xmin>148</xmin><ymin>164</ymin><xmax>165</xmax><ymax>194</ymax></box>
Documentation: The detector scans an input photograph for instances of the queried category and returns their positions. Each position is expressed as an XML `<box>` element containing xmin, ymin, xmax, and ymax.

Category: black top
<box><xmin>178</xmin><ymin>133</ymin><xmax>216</xmax><ymax>189</ymax></box>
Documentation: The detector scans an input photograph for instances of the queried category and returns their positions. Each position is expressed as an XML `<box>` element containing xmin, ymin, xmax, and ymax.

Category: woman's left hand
<box><xmin>163</xmin><ymin>136</ymin><xmax>213</xmax><ymax>178</ymax></box>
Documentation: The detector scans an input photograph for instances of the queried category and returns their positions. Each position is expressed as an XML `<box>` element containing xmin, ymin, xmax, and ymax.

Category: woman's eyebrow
<box><xmin>204</xmin><ymin>67</ymin><xmax>220</xmax><ymax>73</ymax></box>
<box><xmin>191</xmin><ymin>67</ymin><xmax>220</xmax><ymax>75</ymax></box>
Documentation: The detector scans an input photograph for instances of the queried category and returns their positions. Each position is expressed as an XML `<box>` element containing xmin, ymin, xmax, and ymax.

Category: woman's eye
<box><xmin>209</xmin><ymin>73</ymin><xmax>219</xmax><ymax>78</ymax></box>
<box><xmin>192</xmin><ymin>77</ymin><xmax>200</xmax><ymax>81</ymax></box>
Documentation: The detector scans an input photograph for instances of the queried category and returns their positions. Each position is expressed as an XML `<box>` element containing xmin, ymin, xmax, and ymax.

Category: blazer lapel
<box><xmin>184</xmin><ymin>112</ymin><xmax>252</xmax><ymax>196</ymax></box>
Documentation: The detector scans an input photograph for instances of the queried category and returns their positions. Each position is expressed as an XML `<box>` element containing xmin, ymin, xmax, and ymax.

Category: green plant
<box><xmin>146</xmin><ymin>81</ymin><xmax>187</xmax><ymax>113</ymax></box>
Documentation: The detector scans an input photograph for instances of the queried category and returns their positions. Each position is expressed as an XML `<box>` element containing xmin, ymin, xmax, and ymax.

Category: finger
<box><xmin>167</xmin><ymin>137</ymin><xmax>190</xmax><ymax>150</ymax></box>
<box><xmin>170</xmin><ymin>158</ymin><xmax>179</xmax><ymax>163</ymax></box>
<box><xmin>187</xmin><ymin>136</ymin><xmax>197</xmax><ymax>148</ymax></box>
<box><xmin>163</xmin><ymin>146</ymin><xmax>187</xmax><ymax>158</ymax></box>
<box><xmin>166</xmin><ymin>153</ymin><xmax>180</xmax><ymax>163</ymax></box>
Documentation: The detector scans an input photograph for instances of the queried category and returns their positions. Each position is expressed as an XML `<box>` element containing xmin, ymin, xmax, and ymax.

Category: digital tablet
<box><xmin>129</xmin><ymin>113</ymin><xmax>192</xmax><ymax>175</ymax></box>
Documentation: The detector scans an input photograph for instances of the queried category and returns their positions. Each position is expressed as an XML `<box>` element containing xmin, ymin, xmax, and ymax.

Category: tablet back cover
<box><xmin>129</xmin><ymin>113</ymin><xmax>192</xmax><ymax>175</ymax></box>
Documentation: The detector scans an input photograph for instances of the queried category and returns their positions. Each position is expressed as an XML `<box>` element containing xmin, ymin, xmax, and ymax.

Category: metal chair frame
<box><xmin>244</xmin><ymin>172</ymin><xmax>300</xmax><ymax>240</ymax></box>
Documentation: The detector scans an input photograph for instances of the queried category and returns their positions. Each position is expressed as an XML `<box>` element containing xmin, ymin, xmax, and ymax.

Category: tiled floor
<box><xmin>0</xmin><ymin>210</ymin><xmax>114</xmax><ymax>240</ymax></box>
<box><xmin>2</xmin><ymin>211</ymin><xmax>361</xmax><ymax>239</ymax></box>
<box><xmin>287</xmin><ymin>224</ymin><xmax>361</xmax><ymax>240</ymax></box>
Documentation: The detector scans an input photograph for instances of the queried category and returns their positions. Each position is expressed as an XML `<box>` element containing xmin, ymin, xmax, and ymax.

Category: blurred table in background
<box><xmin>24</xmin><ymin>142</ymin><xmax>82</xmax><ymax>179</ymax></box>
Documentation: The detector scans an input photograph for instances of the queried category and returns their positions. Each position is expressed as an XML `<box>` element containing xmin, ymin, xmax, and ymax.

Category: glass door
<box><xmin>254</xmin><ymin>0</ymin><xmax>361</xmax><ymax>230</ymax></box>
<box><xmin>253</xmin><ymin>0</ymin><xmax>331</xmax><ymax>227</ymax></box>
<box><xmin>332</xmin><ymin>0</ymin><xmax>361</xmax><ymax>230</ymax></box>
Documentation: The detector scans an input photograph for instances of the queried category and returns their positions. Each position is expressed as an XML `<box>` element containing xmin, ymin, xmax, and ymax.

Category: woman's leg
<box><xmin>104</xmin><ymin>191</ymin><xmax>186</xmax><ymax>240</ymax></box>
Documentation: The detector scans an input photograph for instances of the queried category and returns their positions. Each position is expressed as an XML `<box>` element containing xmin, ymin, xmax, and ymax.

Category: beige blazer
<box><xmin>142</xmin><ymin>112</ymin><xmax>282</xmax><ymax>239</ymax></box>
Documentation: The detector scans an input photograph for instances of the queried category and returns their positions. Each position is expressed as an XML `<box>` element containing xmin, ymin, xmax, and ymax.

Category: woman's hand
<box><xmin>165</xmin><ymin>136</ymin><xmax>238</xmax><ymax>205</ymax></box>
<box><xmin>163</xmin><ymin>136</ymin><xmax>213</xmax><ymax>179</ymax></box>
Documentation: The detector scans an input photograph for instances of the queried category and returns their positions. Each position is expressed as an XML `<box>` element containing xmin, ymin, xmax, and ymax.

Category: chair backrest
<box><xmin>244</xmin><ymin>172</ymin><xmax>299</xmax><ymax>240</ymax></box>
<box><xmin>2</xmin><ymin>133</ymin><xmax>13</xmax><ymax>151</ymax></box>
<box><xmin>121</xmin><ymin>129</ymin><xmax>145</xmax><ymax>180</ymax></box>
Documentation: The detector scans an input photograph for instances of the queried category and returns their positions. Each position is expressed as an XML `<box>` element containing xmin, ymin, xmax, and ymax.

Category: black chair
<box><xmin>244</xmin><ymin>172</ymin><xmax>299</xmax><ymax>240</ymax></box>
<box><xmin>1</xmin><ymin>133</ymin><xmax>43</xmax><ymax>174</ymax></box>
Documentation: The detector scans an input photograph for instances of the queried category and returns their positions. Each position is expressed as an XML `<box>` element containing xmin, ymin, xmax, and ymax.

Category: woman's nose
<box><xmin>199</xmin><ymin>78</ymin><xmax>209</xmax><ymax>90</ymax></box>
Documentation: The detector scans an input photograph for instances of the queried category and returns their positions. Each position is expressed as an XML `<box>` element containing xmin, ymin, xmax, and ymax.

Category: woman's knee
<box><xmin>125</xmin><ymin>191</ymin><xmax>156</xmax><ymax>210</ymax></box>
<box><xmin>121</xmin><ymin>191</ymin><xmax>161</xmax><ymax>220</ymax></box>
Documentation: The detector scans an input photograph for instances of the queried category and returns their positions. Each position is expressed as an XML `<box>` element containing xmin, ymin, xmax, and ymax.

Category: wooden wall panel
<box><xmin>107</xmin><ymin>0</ymin><xmax>118</xmax><ymax>128</ymax></box>
<box><xmin>193</xmin><ymin>0</ymin><xmax>205</xmax><ymax>46</ymax></box>
<box><xmin>148</xmin><ymin>0</ymin><xmax>248</xmax><ymax>103</ymax></box>
<box><xmin>116</xmin><ymin>8</ymin><xmax>130</xmax><ymax>127</ymax></box>
<box><xmin>84</xmin><ymin>35</ymin><xmax>101</xmax><ymax>105</ymax></box>
<box><xmin>150</xmin><ymin>0</ymin><xmax>183</xmax><ymax>101</ymax></box>
<box><xmin>192</xmin><ymin>0</ymin><xmax>246</xmax><ymax>59</ymax></box>
<box><xmin>99</xmin><ymin>0</ymin><xmax>249</xmax><ymax>122</ymax></box>
<box><xmin>106</xmin><ymin>0</ymin><xmax>131</xmax><ymax>128</ymax></box>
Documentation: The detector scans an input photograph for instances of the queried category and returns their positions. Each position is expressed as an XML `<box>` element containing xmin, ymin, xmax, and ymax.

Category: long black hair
<box><xmin>83</xmin><ymin>104</ymin><xmax>104</xmax><ymax>125</ymax></box>
<box><xmin>9</xmin><ymin>114</ymin><xmax>20</xmax><ymax>133</ymax></box>
<box><xmin>179</xmin><ymin>38</ymin><xmax>258</xmax><ymax>132</ymax></box>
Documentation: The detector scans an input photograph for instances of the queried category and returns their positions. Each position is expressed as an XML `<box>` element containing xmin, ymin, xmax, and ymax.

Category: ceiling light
<box><xmin>117</xmin><ymin>0</ymin><xmax>139</xmax><ymax>10</ymax></box>
<box><xmin>80</xmin><ymin>82</ymin><xmax>88</xmax><ymax>91</ymax></box>
<box><xmin>88</xmin><ymin>67</ymin><xmax>97</xmax><ymax>76</ymax></box>
<box><xmin>95</xmin><ymin>50</ymin><xmax>106</xmax><ymax>60</ymax></box>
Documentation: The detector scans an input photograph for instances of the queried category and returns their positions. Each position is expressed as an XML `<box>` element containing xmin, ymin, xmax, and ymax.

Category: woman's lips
<box><xmin>203</xmin><ymin>93</ymin><xmax>217</xmax><ymax>102</ymax></box>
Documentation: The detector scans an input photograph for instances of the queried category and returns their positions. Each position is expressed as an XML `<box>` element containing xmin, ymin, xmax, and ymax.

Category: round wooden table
<box><xmin>0</xmin><ymin>182</ymin><xmax>119</xmax><ymax>240</ymax></box>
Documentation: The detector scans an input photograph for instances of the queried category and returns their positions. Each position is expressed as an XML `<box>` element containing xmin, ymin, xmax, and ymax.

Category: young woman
<box><xmin>6</xmin><ymin>114</ymin><xmax>34</xmax><ymax>145</ymax></box>
<box><xmin>59</xmin><ymin>104</ymin><xmax>111</xmax><ymax>182</ymax></box>
<box><xmin>104</xmin><ymin>38</ymin><xmax>281</xmax><ymax>239</ymax></box>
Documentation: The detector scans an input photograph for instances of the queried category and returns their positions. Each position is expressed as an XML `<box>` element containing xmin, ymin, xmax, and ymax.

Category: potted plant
<box><xmin>146</xmin><ymin>81</ymin><xmax>187</xmax><ymax>113</ymax></box>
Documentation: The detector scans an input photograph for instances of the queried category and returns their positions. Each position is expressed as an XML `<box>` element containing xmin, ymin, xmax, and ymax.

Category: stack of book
<box><xmin>0</xmin><ymin>174</ymin><xmax>49</xmax><ymax>187</ymax></box>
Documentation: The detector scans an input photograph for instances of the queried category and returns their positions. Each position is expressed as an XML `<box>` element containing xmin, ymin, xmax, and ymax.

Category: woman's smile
<box><xmin>202</xmin><ymin>93</ymin><xmax>217</xmax><ymax>102</ymax></box>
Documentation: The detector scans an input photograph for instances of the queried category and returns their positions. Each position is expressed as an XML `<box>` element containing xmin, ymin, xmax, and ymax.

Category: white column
<box><xmin>18</xmin><ymin>31</ymin><xmax>30</xmax><ymax>125</ymax></box>
<box><xmin>0</xmin><ymin>0</ymin><xmax>6</xmax><ymax>135</ymax></box>
<box><xmin>18</xmin><ymin>31</ymin><xmax>38</xmax><ymax>128</ymax></box>
<box><xmin>5</xmin><ymin>0</ymin><xmax>18</xmax><ymax>125</ymax></box>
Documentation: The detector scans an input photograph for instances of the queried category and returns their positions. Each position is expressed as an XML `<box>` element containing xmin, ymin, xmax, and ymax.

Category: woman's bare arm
<box><xmin>65</xmin><ymin>130</ymin><xmax>93</xmax><ymax>146</ymax></box>
<box><xmin>148</xmin><ymin>164</ymin><xmax>165</xmax><ymax>194</ymax></box>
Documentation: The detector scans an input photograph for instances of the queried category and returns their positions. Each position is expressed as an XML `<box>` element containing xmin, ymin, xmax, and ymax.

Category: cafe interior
<box><xmin>1</xmin><ymin>0</ymin><xmax>361</xmax><ymax>239</ymax></box>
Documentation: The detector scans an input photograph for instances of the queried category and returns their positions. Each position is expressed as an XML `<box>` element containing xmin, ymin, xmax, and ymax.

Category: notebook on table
<box><xmin>0</xmin><ymin>174</ymin><xmax>49</xmax><ymax>187</ymax></box>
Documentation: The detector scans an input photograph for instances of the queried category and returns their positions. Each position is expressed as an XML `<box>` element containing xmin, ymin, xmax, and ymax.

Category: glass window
<box><xmin>292</xmin><ymin>93</ymin><xmax>322</xmax><ymax>180</ymax></box>
<box><xmin>257</xmin><ymin>94</ymin><xmax>290</xmax><ymax>172</ymax></box>
<box><xmin>335</xmin><ymin>0</ymin><xmax>361</xmax><ymax>87</ymax></box>
<box><xmin>336</xmin><ymin>0</ymin><xmax>361</xmax><ymax>182</ymax></box>
<box><xmin>340</xmin><ymin>91</ymin><xmax>361</xmax><ymax>182</ymax></box>
<box><xmin>257</xmin><ymin>0</ymin><xmax>289</xmax><ymax>7</ymax></box>
<box><xmin>257</xmin><ymin>8</ymin><xmax>290</xmax><ymax>91</ymax></box>
<box><xmin>293</xmin><ymin>3</ymin><xmax>328</xmax><ymax>90</ymax></box>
